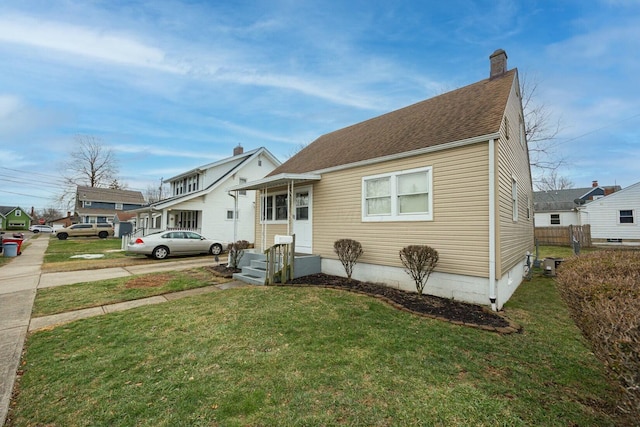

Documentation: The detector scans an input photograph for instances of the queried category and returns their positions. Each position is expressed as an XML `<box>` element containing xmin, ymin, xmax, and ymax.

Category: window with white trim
<box><xmin>619</xmin><ymin>210</ymin><xmax>635</xmax><ymax>224</ymax></box>
<box><xmin>239</xmin><ymin>178</ymin><xmax>247</xmax><ymax>196</ymax></box>
<box><xmin>115</xmin><ymin>203</ymin><xmax>123</xmax><ymax>210</ymax></box>
<box><xmin>512</xmin><ymin>177</ymin><xmax>518</xmax><ymax>221</ymax></box>
<box><xmin>226</xmin><ymin>210</ymin><xmax>235</xmax><ymax>220</ymax></box>
<box><xmin>550</xmin><ymin>214</ymin><xmax>560</xmax><ymax>225</ymax></box>
<box><xmin>362</xmin><ymin>167</ymin><xmax>432</xmax><ymax>222</ymax></box>
<box><xmin>15</xmin><ymin>210</ymin><xmax>21</xmax><ymax>217</ymax></box>
<box><xmin>262</xmin><ymin>193</ymin><xmax>288</xmax><ymax>222</ymax></box>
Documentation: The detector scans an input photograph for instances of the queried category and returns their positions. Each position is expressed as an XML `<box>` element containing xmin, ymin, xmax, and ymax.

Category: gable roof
<box><xmin>269</xmin><ymin>69</ymin><xmax>517</xmax><ymax>176</ymax></box>
<box><xmin>580</xmin><ymin>180</ymin><xmax>640</xmax><ymax>209</ymax></box>
<box><xmin>0</xmin><ymin>206</ymin><xmax>31</xmax><ymax>218</ymax></box>
<box><xmin>533</xmin><ymin>185</ymin><xmax>622</xmax><ymax>212</ymax></box>
<box><xmin>152</xmin><ymin>147</ymin><xmax>280</xmax><ymax>209</ymax></box>
<box><xmin>76</xmin><ymin>186</ymin><xmax>145</xmax><ymax>205</ymax></box>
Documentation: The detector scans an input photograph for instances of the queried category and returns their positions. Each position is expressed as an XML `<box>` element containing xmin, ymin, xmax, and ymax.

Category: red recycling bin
<box><xmin>2</xmin><ymin>237</ymin><xmax>24</xmax><ymax>255</ymax></box>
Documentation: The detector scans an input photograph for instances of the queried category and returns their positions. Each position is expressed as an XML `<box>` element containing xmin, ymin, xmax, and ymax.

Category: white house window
<box><xmin>512</xmin><ymin>177</ymin><xmax>518</xmax><ymax>222</ymax></box>
<box><xmin>84</xmin><ymin>201</ymin><xmax>92</xmax><ymax>207</ymax></box>
<box><xmin>550</xmin><ymin>214</ymin><xmax>560</xmax><ymax>225</ymax></box>
<box><xmin>239</xmin><ymin>178</ymin><xmax>247</xmax><ymax>196</ymax></box>
<box><xmin>115</xmin><ymin>203</ymin><xmax>123</xmax><ymax>210</ymax></box>
<box><xmin>619</xmin><ymin>210</ymin><xmax>634</xmax><ymax>224</ymax></box>
<box><xmin>362</xmin><ymin>167</ymin><xmax>432</xmax><ymax>222</ymax></box>
<box><xmin>15</xmin><ymin>210</ymin><xmax>21</xmax><ymax>217</ymax></box>
<box><xmin>226</xmin><ymin>210</ymin><xmax>235</xmax><ymax>220</ymax></box>
<box><xmin>262</xmin><ymin>193</ymin><xmax>288</xmax><ymax>222</ymax></box>
<box><xmin>519</xmin><ymin>116</ymin><xmax>525</xmax><ymax>149</ymax></box>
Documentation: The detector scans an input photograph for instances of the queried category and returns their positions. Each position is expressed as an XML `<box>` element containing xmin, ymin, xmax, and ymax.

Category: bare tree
<box><xmin>36</xmin><ymin>207</ymin><xmax>63</xmax><ymax>222</ymax></box>
<box><xmin>61</xmin><ymin>135</ymin><xmax>120</xmax><ymax>187</ymax></box>
<box><xmin>521</xmin><ymin>73</ymin><xmax>563</xmax><ymax>174</ymax></box>
<box><xmin>535</xmin><ymin>170</ymin><xmax>574</xmax><ymax>191</ymax></box>
<box><xmin>143</xmin><ymin>179</ymin><xmax>168</xmax><ymax>204</ymax></box>
<box><xmin>57</xmin><ymin>135</ymin><xmax>121</xmax><ymax>206</ymax></box>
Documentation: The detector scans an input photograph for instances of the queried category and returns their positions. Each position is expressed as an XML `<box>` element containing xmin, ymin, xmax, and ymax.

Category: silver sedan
<box><xmin>127</xmin><ymin>230</ymin><xmax>224</xmax><ymax>260</ymax></box>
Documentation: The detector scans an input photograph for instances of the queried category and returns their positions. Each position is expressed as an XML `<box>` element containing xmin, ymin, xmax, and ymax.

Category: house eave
<box><xmin>306</xmin><ymin>132</ymin><xmax>500</xmax><ymax>176</ymax></box>
<box><xmin>229</xmin><ymin>173</ymin><xmax>322</xmax><ymax>191</ymax></box>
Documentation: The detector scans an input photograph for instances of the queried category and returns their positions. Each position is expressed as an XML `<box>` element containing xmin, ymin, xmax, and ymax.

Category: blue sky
<box><xmin>1</xmin><ymin>0</ymin><xmax>639</xmax><ymax>211</ymax></box>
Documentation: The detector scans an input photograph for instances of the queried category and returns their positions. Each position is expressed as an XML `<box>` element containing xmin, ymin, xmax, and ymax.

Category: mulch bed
<box><xmin>207</xmin><ymin>266</ymin><xmax>519</xmax><ymax>334</ymax></box>
<box><xmin>285</xmin><ymin>273</ymin><xmax>520</xmax><ymax>334</ymax></box>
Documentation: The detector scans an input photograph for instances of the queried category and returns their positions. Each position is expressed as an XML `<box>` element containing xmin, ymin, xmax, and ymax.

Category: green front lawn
<box><xmin>31</xmin><ymin>268</ymin><xmax>230</xmax><ymax>317</ymax></box>
<box><xmin>44</xmin><ymin>238</ymin><xmax>126</xmax><ymax>264</ymax></box>
<box><xmin>11</xmin><ymin>274</ymin><xmax>618</xmax><ymax>426</ymax></box>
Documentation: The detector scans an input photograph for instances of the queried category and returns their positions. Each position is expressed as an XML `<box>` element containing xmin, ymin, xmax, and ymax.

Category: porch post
<box><xmin>288</xmin><ymin>180</ymin><xmax>295</xmax><ymax>236</ymax></box>
<box><xmin>262</xmin><ymin>186</ymin><xmax>267</xmax><ymax>251</ymax></box>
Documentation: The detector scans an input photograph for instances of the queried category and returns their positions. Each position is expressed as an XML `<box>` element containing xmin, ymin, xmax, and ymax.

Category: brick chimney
<box><xmin>592</xmin><ymin>180</ymin><xmax>599</xmax><ymax>188</ymax></box>
<box><xmin>490</xmin><ymin>49</ymin><xmax>508</xmax><ymax>79</ymax></box>
<box><xmin>233</xmin><ymin>144</ymin><xmax>244</xmax><ymax>156</ymax></box>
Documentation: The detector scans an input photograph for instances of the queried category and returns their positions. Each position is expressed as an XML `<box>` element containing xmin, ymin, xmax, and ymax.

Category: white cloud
<box><xmin>0</xmin><ymin>14</ymin><xmax>186</xmax><ymax>74</ymax></box>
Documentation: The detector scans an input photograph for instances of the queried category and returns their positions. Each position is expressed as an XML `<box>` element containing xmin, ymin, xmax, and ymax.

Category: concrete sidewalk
<box><xmin>0</xmin><ymin>235</ymin><xmax>240</xmax><ymax>426</ymax></box>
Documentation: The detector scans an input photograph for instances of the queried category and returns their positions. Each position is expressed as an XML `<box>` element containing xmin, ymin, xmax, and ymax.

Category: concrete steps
<box><xmin>233</xmin><ymin>256</ymin><xmax>267</xmax><ymax>285</ymax></box>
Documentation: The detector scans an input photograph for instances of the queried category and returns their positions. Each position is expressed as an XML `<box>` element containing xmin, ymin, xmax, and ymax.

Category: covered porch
<box><xmin>229</xmin><ymin>173</ymin><xmax>323</xmax><ymax>285</ymax></box>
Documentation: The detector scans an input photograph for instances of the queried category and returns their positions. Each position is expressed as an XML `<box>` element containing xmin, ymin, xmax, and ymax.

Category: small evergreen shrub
<box><xmin>399</xmin><ymin>245</ymin><xmax>439</xmax><ymax>297</ymax></box>
<box><xmin>556</xmin><ymin>250</ymin><xmax>640</xmax><ymax>420</ymax></box>
<box><xmin>227</xmin><ymin>240</ymin><xmax>250</xmax><ymax>269</ymax></box>
<box><xmin>333</xmin><ymin>239</ymin><xmax>363</xmax><ymax>281</ymax></box>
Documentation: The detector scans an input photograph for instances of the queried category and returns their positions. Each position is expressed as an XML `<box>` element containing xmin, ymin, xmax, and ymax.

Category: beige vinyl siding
<box><xmin>314</xmin><ymin>143</ymin><xmax>490</xmax><ymax>278</ymax></box>
<box><xmin>252</xmin><ymin>190</ymin><xmax>289</xmax><ymax>251</ymax></box>
<box><xmin>496</xmin><ymin>77</ymin><xmax>535</xmax><ymax>277</ymax></box>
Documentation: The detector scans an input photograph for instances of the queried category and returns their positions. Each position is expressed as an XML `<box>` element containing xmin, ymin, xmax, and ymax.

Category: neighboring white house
<box><xmin>533</xmin><ymin>181</ymin><xmax>620</xmax><ymax>227</ymax></box>
<box><xmin>132</xmin><ymin>146</ymin><xmax>280</xmax><ymax>244</ymax></box>
<box><xmin>578</xmin><ymin>180</ymin><xmax>640</xmax><ymax>245</ymax></box>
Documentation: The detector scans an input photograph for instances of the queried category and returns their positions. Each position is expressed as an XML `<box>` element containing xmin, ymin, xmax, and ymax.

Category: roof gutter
<box><xmin>489</xmin><ymin>137</ymin><xmax>497</xmax><ymax>311</ymax></box>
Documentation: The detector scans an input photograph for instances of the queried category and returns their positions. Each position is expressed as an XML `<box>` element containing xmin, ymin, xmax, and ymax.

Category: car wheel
<box><xmin>152</xmin><ymin>246</ymin><xmax>169</xmax><ymax>260</ymax></box>
<box><xmin>57</xmin><ymin>233</ymin><xmax>68</xmax><ymax>240</ymax></box>
<box><xmin>210</xmin><ymin>243</ymin><xmax>223</xmax><ymax>255</ymax></box>
<box><xmin>33</xmin><ymin>229</ymin><xmax>40</xmax><ymax>233</ymax></box>
<box><xmin>98</xmin><ymin>231</ymin><xmax>108</xmax><ymax>239</ymax></box>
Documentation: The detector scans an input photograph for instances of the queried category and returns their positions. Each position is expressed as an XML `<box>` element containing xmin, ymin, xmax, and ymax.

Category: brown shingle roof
<box><xmin>270</xmin><ymin>69</ymin><xmax>517</xmax><ymax>175</ymax></box>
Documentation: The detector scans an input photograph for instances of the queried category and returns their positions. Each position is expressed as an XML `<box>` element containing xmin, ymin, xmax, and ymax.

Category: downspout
<box><xmin>227</xmin><ymin>191</ymin><xmax>238</xmax><ymax>243</ymax></box>
<box><xmin>488</xmin><ymin>138</ymin><xmax>497</xmax><ymax>311</ymax></box>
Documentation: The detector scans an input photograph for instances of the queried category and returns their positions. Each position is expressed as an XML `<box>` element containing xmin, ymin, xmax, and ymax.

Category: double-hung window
<box><xmin>362</xmin><ymin>167</ymin><xmax>432</xmax><ymax>222</ymax></box>
<box><xmin>619</xmin><ymin>210</ymin><xmax>635</xmax><ymax>224</ymax></box>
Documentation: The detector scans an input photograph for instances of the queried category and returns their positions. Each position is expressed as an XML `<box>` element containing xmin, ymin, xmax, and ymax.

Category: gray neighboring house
<box><xmin>533</xmin><ymin>180</ymin><xmax>620</xmax><ymax>227</ymax></box>
<box><xmin>75</xmin><ymin>186</ymin><xmax>146</xmax><ymax>224</ymax></box>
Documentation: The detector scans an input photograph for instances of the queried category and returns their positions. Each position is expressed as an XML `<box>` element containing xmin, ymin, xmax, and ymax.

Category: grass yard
<box><xmin>31</xmin><ymin>268</ymin><xmax>231</xmax><ymax>317</ymax></box>
<box><xmin>9</xmin><ymin>269</ymin><xmax>619</xmax><ymax>426</ymax></box>
<box><xmin>44</xmin><ymin>237</ymin><xmax>128</xmax><ymax>264</ymax></box>
<box><xmin>42</xmin><ymin>238</ymin><xmax>218</xmax><ymax>272</ymax></box>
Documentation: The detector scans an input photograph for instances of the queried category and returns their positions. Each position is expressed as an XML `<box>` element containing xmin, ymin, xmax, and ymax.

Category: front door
<box><xmin>293</xmin><ymin>187</ymin><xmax>312</xmax><ymax>254</ymax></box>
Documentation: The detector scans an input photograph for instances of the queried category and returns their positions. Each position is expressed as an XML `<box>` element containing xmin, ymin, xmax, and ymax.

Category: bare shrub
<box><xmin>399</xmin><ymin>245</ymin><xmax>439</xmax><ymax>297</ymax></box>
<box><xmin>333</xmin><ymin>239</ymin><xmax>363</xmax><ymax>281</ymax></box>
<box><xmin>556</xmin><ymin>250</ymin><xmax>640</xmax><ymax>419</ymax></box>
<box><xmin>227</xmin><ymin>240</ymin><xmax>250</xmax><ymax>269</ymax></box>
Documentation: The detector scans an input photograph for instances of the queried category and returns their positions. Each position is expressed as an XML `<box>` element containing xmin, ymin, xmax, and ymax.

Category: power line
<box><xmin>555</xmin><ymin>112</ymin><xmax>640</xmax><ymax>147</ymax></box>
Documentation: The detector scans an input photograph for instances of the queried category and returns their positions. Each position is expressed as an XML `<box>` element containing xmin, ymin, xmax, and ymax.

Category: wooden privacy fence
<box><xmin>535</xmin><ymin>225</ymin><xmax>592</xmax><ymax>247</ymax></box>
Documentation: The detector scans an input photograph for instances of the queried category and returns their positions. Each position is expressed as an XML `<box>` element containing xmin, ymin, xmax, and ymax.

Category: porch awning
<box><xmin>228</xmin><ymin>173</ymin><xmax>321</xmax><ymax>191</ymax></box>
